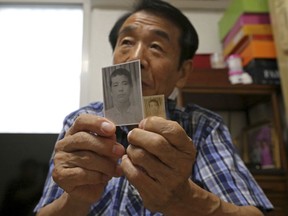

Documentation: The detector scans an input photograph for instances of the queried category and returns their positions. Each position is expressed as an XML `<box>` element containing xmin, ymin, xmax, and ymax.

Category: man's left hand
<box><xmin>121</xmin><ymin>116</ymin><xmax>196</xmax><ymax>213</ymax></box>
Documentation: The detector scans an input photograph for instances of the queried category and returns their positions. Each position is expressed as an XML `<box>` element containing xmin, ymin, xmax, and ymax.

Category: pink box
<box><xmin>223</xmin><ymin>13</ymin><xmax>270</xmax><ymax>47</ymax></box>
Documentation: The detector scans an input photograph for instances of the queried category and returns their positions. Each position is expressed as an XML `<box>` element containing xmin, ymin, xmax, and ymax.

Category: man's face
<box><xmin>113</xmin><ymin>11</ymin><xmax>187</xmax><ymax>97</ymax></box>
<box><xmin>110</xmin><ymin>74</ymin><xmax>131</xmax><ymax>103</ymax></box>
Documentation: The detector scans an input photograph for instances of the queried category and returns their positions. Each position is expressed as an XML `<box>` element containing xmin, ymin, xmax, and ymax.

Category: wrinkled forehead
<box><xmin>119</xmin><ymin>11</ymin><xmax>181</xmax><ymax>40</ymax></box>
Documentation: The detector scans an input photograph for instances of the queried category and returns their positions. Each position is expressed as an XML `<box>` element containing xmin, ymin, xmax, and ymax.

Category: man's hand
<box><xmin>121</xmin><ymin>116</ymin><xmax>196</xmax><ymax>213</ymax></box>
<box><xmin>52</xmin><ymin>114</ymin><xmax>125</xmax><ymax>205</ymax></box>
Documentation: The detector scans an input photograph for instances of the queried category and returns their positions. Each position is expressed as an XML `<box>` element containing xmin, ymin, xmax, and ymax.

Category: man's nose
<box><xmin>130</xmin><ymin>43</ymin><xmax>148</xmax><ymax>69</ymax></box>
<box><xmin>131</xmin><ymin>43</ymin><xmax>144</xmax><ymax>60</ymax></box>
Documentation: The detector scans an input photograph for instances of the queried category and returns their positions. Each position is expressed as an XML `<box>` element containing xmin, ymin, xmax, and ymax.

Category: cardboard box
<box><xmin>244</xmin><ymin>59</ymin><xmax>280</xmax><ymax>85</ymax></box>
<box><xmin>240</xmin><ymin>39</ymin><xmax>276</xmax><ymax>66</ymax></box>
<box><xmin>223</xmin><ymin>33</ymin><xmax>273</xmax><ymax>58</ymax></box>
<box><xmin>219</xmin><ymin>0</ymin><xmax>269</xmax><ymax>41</ymax></box>
<box><xmin>223</xmin><ymin>13</ymin><xmax>271</xmax><ymax>47</ymax></box>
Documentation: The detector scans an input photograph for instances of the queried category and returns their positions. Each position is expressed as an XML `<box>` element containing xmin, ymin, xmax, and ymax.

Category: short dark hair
<box><xmin>110</xmin><ymin>68</ymin><xmax>132</xmax><ymax>87</ymax></box>
<box><xmin>109</xmin><ymin>0</ymin><xmax>199</xmax><ymax>67</ymax></box>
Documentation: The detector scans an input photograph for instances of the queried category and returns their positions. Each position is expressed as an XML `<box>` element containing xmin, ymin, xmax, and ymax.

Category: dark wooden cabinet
<box><xmin>178</xmin><ymin>68</ymin><xmax>288</xmax><ymax>215</ymax></box>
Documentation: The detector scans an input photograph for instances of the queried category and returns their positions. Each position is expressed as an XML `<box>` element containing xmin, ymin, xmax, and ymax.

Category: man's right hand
<box><xmin>52</xmin><ymin>114</ymin><xmax>125</xmax><ymax>205</ymax></box>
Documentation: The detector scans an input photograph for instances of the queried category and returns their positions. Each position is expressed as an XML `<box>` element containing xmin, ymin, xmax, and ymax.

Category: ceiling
<box><xmin>91</xmin><ymin>0</ymin><xmax>231</xmax><ymax>10</ymax></box>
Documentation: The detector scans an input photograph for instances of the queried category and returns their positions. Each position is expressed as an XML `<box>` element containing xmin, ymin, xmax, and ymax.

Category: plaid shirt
<box><xmin>34</xmin><ymin>100</ymin><xmax>273</xmax><ymax>215</ymax></box>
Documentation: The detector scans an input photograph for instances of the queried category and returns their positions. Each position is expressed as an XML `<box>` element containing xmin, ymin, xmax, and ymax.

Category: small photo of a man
<box><xmin>143</xmin><ymin>95</ymin><xmax>166</xmax><ymax>118</ymax></box>
<box><xmin>102</xmin><ymin>60</ymin><xmax>144</xmax><ymax>126</ymax></box>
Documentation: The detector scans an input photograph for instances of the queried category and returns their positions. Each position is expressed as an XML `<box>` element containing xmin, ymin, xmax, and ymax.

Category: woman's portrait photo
<box><xmin>143</xmin><ymin>95</ymin><xmax>166</xmax><ymax>118</ymax></box>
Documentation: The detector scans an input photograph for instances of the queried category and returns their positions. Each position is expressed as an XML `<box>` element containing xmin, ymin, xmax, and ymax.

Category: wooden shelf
<box><xmin>180</xmin><ymin>84</ymin><xmax>279</xmax><ymax>111</ymax></box>
<box><xmin>179</xmin><ymin>82</ymin><xmax>286</xmax><ymax>169</ymax></box>
<box><xmin>179</xmin><ymin>79</ymin><xmax>285</xmax><ymax>170</ymax></box>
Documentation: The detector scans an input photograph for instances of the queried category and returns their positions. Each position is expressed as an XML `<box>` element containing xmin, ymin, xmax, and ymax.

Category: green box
<box><xmin>218</xmin><ymin>0</ymin><xmax>269</xmax><ymax>41</ymax></box>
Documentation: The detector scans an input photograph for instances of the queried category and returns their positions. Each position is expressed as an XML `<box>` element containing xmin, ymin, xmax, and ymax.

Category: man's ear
<box><xmin>176</xmin><ymin>59</ymin><xmax>193</xmax><ymax>89</ymax></box>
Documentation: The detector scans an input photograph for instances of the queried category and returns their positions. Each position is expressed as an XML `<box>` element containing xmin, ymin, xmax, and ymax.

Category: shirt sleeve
<box><xmin>191</xmin><ymin>112</ymin><xmax>273</xmax><ymax>212</ymax></box>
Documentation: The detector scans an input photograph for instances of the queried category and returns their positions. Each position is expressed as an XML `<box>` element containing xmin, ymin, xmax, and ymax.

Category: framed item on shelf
<box><xmin>242</xmin><ymin>122</ymin><xmax>281</xmax><ymax>170</ymax></box>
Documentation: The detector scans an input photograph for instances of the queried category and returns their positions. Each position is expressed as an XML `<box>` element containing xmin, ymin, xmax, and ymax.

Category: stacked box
<box><xmin>219</xmin><ymin>0</ymin><xmax>269</xmax><ymax>41</ymax></box>
<box><xmin>223</xmin><ymin>22</ymin><xmax>273</xmax><ymax>57</ymax></box>
<box><xmin>219</xmin><ymin>0</ymin><xmax>279</xmax><ymax>84</ymax></box>
<box><xmin>244</xmin><ymin>59</ymin><xmax>280</xmax><ymax>85</ymax></box>
<box><xmin>223</xmin><ymin>14</ymin><xmax>271</xmax><ymax>48</ymax></box>
<box><xmin>238</xmin><ymin>37</ymin><xmax>276</xmax><ymax>66</ymax></box>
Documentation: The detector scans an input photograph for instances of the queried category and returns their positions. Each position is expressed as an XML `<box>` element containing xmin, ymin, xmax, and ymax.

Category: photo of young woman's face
<box><xmin>148</xmin><ymin>100</ymin><xmax>160</xmax><ymax>116</ymax></box>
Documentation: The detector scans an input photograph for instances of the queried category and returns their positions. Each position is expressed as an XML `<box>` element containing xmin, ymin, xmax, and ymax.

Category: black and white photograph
<box><xmin>143</xmin><ymin>95</ymin><xmax>166</xmax><ymax>118</ymax></box>
<box><xmin>102</xmin><ymin>60</ymin><xmax>144</xmax><ymax>126</ymax></box>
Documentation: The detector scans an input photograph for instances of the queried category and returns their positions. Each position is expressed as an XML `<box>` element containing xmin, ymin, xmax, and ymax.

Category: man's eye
<box><xmin>151</xmin><ymin>43</ymin><xmax>163</xmax><ymax>51</ymax></box>
<box><xmin>121</xmin><ymin>39</ymin><xmax>133</xmax><ymax>46</ymax></box>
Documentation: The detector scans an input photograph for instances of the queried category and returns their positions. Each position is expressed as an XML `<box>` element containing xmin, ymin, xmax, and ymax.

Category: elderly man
<box><xmin>35</xmin><ymin>0</ymin><xmax>273</xmax><ymax>215</ymax></box>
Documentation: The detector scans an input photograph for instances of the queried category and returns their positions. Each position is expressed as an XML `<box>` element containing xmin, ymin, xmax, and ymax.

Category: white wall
<box><xmin>85</xmin><ymin>9</ymin><xmax>127</xmax><ymax>106</ymax></box>
<box><xmin>184</xmin><ymin>10</ymin><xmax>223</xmax><ymax>53</ymax></box>
<box><xmin>82</xmin><ymin>8</ymin><xmax>224</xmax><ymax>105</ymax></box>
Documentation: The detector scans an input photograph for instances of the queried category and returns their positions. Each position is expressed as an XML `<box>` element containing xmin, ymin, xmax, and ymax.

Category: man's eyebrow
<box><xmin>118</xmin><ymin>25</ymin><xmax>170</xmax><ymax>42</ymax></box>
<box><xmin>151</xmin><ymin>29</ymin><xmax>170</xmax><ymax>42</ymax></box>
<box><xmin>118</xmin><ymin>25</ymin><xmax>136</xmax><ymax>36</ymax></box>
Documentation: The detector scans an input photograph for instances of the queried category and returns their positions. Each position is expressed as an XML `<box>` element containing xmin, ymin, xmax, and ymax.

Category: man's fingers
<box><xmin>54</xmin><ymin>151</ymin><xmax>119</xmax><ymax>177</ymax></box>
<box><xmin>121</xmin><ymin>155</ymin><xmax>165</xmax><ymax>207</ymax></box>
<box><xmin>126</xmin><ymin>144</ymin><xmax>172</xmax><ymax>181</ymax></box>
<box><xmin>55</xmin><ymin>131</ymin><xmax>125</xmax><ymax>158</ymax></box>
<box><xmin>127</xmin><ymin>129</ymin><xmax>181</xmax><ymax>167</ymax></box>
<box><xmin>137</xmin><ymin>117</ymin><xmax>194</xmax><ymax>154</ymax></box>
<box><xmin>121</xmin><ymin>154</ymin><xmax>155</xmax><ymax>187</ymax></box>
<box><xmin>66</xmin><ymin>114</ymin><xmax>116</xmax><ymax>137</ymax></box>
<box><xmin>53</xmin><ymin>165</ymin><xmax>110</xmax><ymax>193</ymax></box>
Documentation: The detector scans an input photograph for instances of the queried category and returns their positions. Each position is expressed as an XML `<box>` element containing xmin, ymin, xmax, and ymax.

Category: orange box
<box><xmin>223</xmin><ymin>24</ymin><xmax>273</xmax><ymax>57</ymax></box>
<box><xmin>240</xmin><ymin>39</ymin><xmax>276</xmax><ymax>66</ymax></box>
<box><xmin>223</xmin><ymin>34</ymin><xmax>273</xmax><ymax>58</ymax></box>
